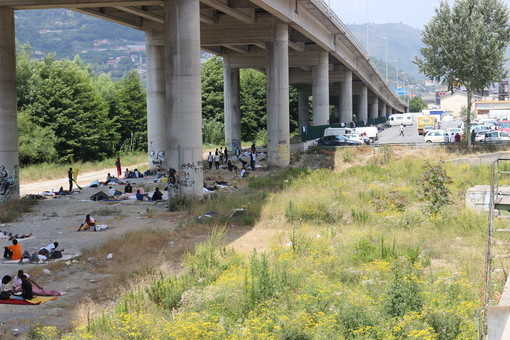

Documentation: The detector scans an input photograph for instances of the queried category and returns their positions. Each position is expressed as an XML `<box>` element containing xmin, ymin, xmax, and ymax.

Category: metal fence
<box><xmin>301</xmin><ymin>117</ymin><xmax>387</xmax><ymax>142</ymax></box>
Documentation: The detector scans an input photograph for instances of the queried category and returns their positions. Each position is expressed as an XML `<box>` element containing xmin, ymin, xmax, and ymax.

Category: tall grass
<box><xmin>20</xmin><ymin>152</ymin><xmax>147</xmax><ymax>183</ymax></box>
<box><xmin>40</xmin><ymin>147</ymin><xmax>490</xmax><ymax>339</ymax></box>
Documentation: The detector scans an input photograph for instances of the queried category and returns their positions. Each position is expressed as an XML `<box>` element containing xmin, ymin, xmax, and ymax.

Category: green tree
<box><xmin>414</xmin><ymin>0</ymin><xmax>510</xmax><ymax>146</ymax></box>
<box><xmin>240</xmin><ymin>69</ymin><xmax>267</xmax><ymax>142</ymax></box>
<box><xmin>201</xmin><ymin>56</ymin><xmax>224</xmax><ymax>122</ymax></box>
<box><xmin>18</xmin><ymin>110</ymin><xmax>58</xmax><ymax>165</ymax></box>
<box><xmin>114</xmin><ymin>70</ymin><xmax>147</xmax><ymax>151</ymax></box>
<box><xmin>409</xmin><ymin>97</ymin><xmax>427</xmax><ymax>113</ymax></box>
<box><xmin>19</xmin><ymin>56</ymin><xmax>119</xmax><ymax>162</ymax></box>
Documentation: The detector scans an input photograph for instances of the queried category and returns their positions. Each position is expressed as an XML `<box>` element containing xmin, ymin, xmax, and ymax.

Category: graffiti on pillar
<box><xmin>0</xmin><ymin>165</ymin><xmax>18</xmax><ymax>204</ymax></box>
<box><xmin>180</xmin><ymin>160</ymin><xmax>203</xmax><ymax>173</ymax></box>
<box><xmin>268</xmin><ymin>140</ymin><xmax>290</xmax><ymax>162</ymax></box>
<box><xmin>149</xmin><ymin>148</ymin><xmax>166</xmax><ymax>169</ymax></box>
<box><xmin>229</xmin><ymin>138</ymin><xmax>241</xmax><ymax>149</ymax></box>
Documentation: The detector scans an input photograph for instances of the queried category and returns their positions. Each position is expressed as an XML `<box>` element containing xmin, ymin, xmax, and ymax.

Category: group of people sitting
<box><xmin>4</xmin><ymin>240</ymin><xmax>64</xmax><ymax>264</ymax></box>
<box><xmin>124</xmin><ymin>168</ymin><xmax>143</xmax><ymax>179</ymax></box>
<box><xmin>1</xmin><ymin>269</ymin><xmax>65</xmax><ymax>300</ymax></box>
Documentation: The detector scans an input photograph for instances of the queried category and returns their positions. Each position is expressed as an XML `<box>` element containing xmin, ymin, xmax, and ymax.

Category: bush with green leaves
<box><xmin>419</xmin><ymin>162</ymin><xmax>452</xmax><ymax>214</ymax></box>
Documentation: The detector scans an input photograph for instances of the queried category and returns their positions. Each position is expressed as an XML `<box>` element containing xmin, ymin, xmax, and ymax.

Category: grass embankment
<box><xmin>33</xmin><ymin>146</ymin><xmax>494</xmax><ymax>339</ymax></box>
<box><xmin>20</xmin><ymin>152</ymin><xmax>148</xmax><ymax>183</ymax></box>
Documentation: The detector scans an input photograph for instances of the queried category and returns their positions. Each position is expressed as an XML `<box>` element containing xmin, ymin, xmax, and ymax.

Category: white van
<box><xmin>323</xmin><ymin>127</ymin><xmax>353</xmax><ymax>137</ymax></box>
<box><xmin>387</xmin><ymin>114</ymin><xmax>413</xmax><ymax>126</ymax></box>
<box><xmin>354</xmin><ymin>126</ymin><xmax>379</xmax><ymax>142</ymax></box>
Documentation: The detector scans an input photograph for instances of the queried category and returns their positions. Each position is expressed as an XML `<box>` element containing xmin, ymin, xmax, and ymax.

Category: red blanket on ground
<box><xmin>0</xmin><ymin>296</ymin><xmax>57</xmax><ymax>305</ymax></box>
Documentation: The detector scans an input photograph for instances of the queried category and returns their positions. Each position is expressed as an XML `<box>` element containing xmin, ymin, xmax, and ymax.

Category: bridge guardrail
<box><xmin>306</xmin><ymin>0</ymin><xmax>406</xmax><ymax>109</ymax></box>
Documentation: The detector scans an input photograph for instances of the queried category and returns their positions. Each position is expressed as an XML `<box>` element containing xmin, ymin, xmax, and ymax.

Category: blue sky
<box><xmin>329</xmin><ymin>0</ymin><xmax>510</xmax><ymax>29</ymax></box>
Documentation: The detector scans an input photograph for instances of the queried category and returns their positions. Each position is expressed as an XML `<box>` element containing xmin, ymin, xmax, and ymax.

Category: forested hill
<box><xmin>15</xmin><ymin>9</ymin><xmax>144</xmax><ymax>53</ymax></box>
<box><xmin>15</xmin><ymin>9</ymin><xmax>145</xmax><ymax>78</ymax></box>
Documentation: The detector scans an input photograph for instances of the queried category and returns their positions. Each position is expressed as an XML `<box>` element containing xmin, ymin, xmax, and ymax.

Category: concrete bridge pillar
<box><xmin>298</xmin><ymin>88</ymin><xmax>309</xmax><ymax>133</ymax></box>
<box><xmin>358</xmin><ymin>84</ymin><xmax>368</xmax><ymax>123</ymax></box>
<box><xmin>369</xmin><ymin>94</ymin><xmax>378</xmax><ymax>120</ymax></box>
<box><xmin>164</xmin><ymin>0</ymin><xmax>203</xmax><ymax>197</ymax></box>
<box><xmin>145</xmin><ymin>29</ymin><xmax>167</xmax><ymax>171</ymax></box>
<box><xmin>380</xmin><ymin>102</ymin><xmax>387</xmax><ymax>118</ymax></box>
<box><xmin>266</xmin><ymin>23</ymin><xmax>290</xmax><ymax>167</ymax></box>
<box><xmin>312</xmin><ymin>51</ymin><xmax>329</xmax><ymax>126</ymax></box>
<box><xmin>223</xmin><ymin>56</ymin><xmax>241</xmax><ymax>150</ymax></box>
<box><xmin>340</xmin><ymin>69</ymin><xmax>353</xmax><ymax>124</ymax></box>
<box><xmin>0</xmin><ymin>8</ymin><xmax>18</xmax><ymax>203</ymax></box>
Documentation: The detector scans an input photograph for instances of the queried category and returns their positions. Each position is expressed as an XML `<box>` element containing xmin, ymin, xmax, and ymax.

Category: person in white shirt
<box><xmin>78</xmin><ymin>214</ymin><xmax>96</xmax><ymax>231</ymax></box>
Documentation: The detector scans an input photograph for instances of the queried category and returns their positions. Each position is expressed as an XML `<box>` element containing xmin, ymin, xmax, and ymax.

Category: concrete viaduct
<box><xmin>0</xmin><ymin>0</ymin><xmax>406</xmax><ymax>202</ymax></box>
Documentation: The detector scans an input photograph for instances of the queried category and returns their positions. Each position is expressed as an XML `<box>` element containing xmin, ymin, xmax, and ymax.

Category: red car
<box><xmin>498</xmin><ymin>120</ymin><xmax>510</xmax><ymax>133</ymax></box>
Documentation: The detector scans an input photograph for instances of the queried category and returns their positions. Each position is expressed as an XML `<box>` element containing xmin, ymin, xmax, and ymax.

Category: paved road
<box><xmin>377</xmin><ymin>120</ymin><xmax>462</xmax><ymax>144</ymax></box>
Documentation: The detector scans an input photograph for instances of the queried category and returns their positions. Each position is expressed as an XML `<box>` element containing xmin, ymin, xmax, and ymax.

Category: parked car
<box><xmin>317</xmin><ymin>135</ymin><xmax>363</xmax><ymax>146</ymax></box>
<box><xmin>484</xmin><ymin>130</ymin><xmax>510</xmax><ymax>142</ymax></box>
<box><xmin>344</xmin><ymin>133</ymin><xmax>370</xmax><ymax>145</ymax></box>
<box><xmin>472</xmin><ymin>125</ymin><xmax>491</xmax><ymax>133</ymax></box>
<box><xmin>424</xmin><ymin>130</ymin><xmax>448</xmax><ymax>143</ymax></box>
<box><xmin>498</xmin><ymin>120</ymin><xmax>510</xmax><ymax>133</ymax></box>
<box><xmin>474</xmin><ymin>131</ymin><xmax>487</xmax><ymax>142</ymax></box>
<box><xmin>446</xmin><ymin>127</ymin><xmax>463</xmax><ymax>136</ymax></box>
<box><xmin>423</xmin><ymin>125</ymin><xmax>435</xmax><ymax>135</ymax></box>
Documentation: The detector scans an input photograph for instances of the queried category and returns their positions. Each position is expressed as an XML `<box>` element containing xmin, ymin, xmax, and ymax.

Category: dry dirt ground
<box><xmin>0</xmin><ymin>165</ymin><xmax>255</xmax><ymax>339</ymax></box>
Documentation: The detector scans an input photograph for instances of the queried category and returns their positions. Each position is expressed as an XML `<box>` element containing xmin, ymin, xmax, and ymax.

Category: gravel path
<box><xmin>0</xmin><ymin>167</ymin><xmax>175</xmax><ymax>339</ymax></box>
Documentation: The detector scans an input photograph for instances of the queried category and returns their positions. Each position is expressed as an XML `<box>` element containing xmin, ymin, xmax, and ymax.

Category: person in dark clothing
<box><xmin>224</xmin><ymin>147</ymin><xmax>229</xmax><ymax>163</ymax></box>
<box><xmin>250</xmin><ymin>152</ymin><xmax>256</xmax><ymax>170</ymax></box>
<box><xmin>471</xmin><ymin>130</ymin><xmax>476</xmax><ymax>144</ymax></box>
<box><xmin>20</xmin><ymin>274</ymin><xmax>33</xmax><ymax>300</ymax></box>
<box><xmin>251</xmin><ymin>143</ymin><xmax>256</xmax><ymax>153</ymax></box>
<box><xmin>68</xmin><ymin>168</ymin><xmax>73</xmax><ymax>192</ymax></box>
<box><xmin>227</xmin><ymin>160</ymin><xmax>234</xmax><ymax>172</ymax></box>
<box><xmin>124</xmin><ymin>182</ymin><xmax>133</xmax><ymax>194</ymax></box>
<box><xmin>151</xmin><ymin>187</ymin><xmax>163</xmax><ymax>201</ymax></box>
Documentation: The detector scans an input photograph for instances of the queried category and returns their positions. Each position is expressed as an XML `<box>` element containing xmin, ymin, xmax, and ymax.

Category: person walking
<box><xmin>235</xmin><ymin>147</ymin><xmax>241</xmax><ymax>160</ymax></box>
<box><xmin>207</xmin><ymin>152</ymin><xmax>213</xmax><ymax>170</ymax></box>
<box><xmin>214</xmin><ymin>152</ymin><xmax>220</xmax><ymax>170</ymax></box>
<box><xmin>224</xmin><ymin>147</ymin><xmax>229</xmax><ymax>163</ymax></box>
<box><xmin>399</xmin><ymin>124</ymin><xmax>405</xmax><ymax>137</ymax></box>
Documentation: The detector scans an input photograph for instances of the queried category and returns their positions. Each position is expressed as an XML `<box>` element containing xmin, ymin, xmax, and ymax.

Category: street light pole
<box><xmin>394</xmin><ymin>59</ymin><xmax>398</xmax><ymax>95</ymax></box>
<box><xmin>366</xmin><ymin>0</ymin><xmax>369</xmax><ymax>55</ymax></box>
<box><xmin>383</xmin><ymin>36</ymin><xmax>387</xmax><ymax>83</ymax></box>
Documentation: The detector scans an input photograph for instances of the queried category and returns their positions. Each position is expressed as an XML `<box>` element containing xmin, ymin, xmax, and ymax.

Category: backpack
<box><xmin>50</xmin><ymin>250</ymin><xmax>62</xmax><ymax>259</ymax></box>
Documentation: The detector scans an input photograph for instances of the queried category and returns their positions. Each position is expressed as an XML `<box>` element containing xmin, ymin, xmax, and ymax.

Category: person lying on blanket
<box><xmin>78</xmin><ymin>214</ymin><xmax>97</xmax><ymax>231</ymax></box>
<box><xmin>13</xmin><ymin>270</ymin><xmax>65</xmax><ymax>296</ymax></box>
<box><xmin>38</xmin><ymin>242</ymin><xmax>63</xmax><ymax>257</ymax></box>
<box><xmin>3</xmin><ymin>239</ymin><xmax>22</xmax><ymax>261</ymax></box>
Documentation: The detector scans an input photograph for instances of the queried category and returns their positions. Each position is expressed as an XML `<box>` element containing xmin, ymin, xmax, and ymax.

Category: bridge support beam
<box><xmin>368</xmin><ymin>94</ymin><xmax>378</xmax><ymax>120</ymax></box>
<box><xmin>164</xmin><ymin>0</ymin><xmax>203</xmax><ymax>197</ymax></box>
<box><xmin>340</xmin><ymin>69</ymin><xmax>353</xmax><ymax>124</ymax></box>
<box><xmin>0</xmin><ymin>8</ymin><xmax>18</xmax><ymax>203</ymax></box>
<box><xmin>266</xmin><ymin>23</ymin><xmax>290</xmax><ymax>167</ymax></box>
<box><xmin>145</xmin><ymin>29</ymin><xmax>167</xmax><ymax>171</ymax></box>
<box><xmin>298</xmin><ymin>88</ymin><xmax>309</xmax><ymax>133</ymax></box>
<box><xmin>358</xmin><ymin>84</ymin><xmax>368</xmax><ymax>123</ymax></box>
<box><xmin>312</xmin><ymin>51</ymin><xmax>329</xmax><ymax>126</ymax></box>
<box><xmin>224</xmin><ymin>56</ymin><xmax>241</xmax><ymax>150</ymax></box>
